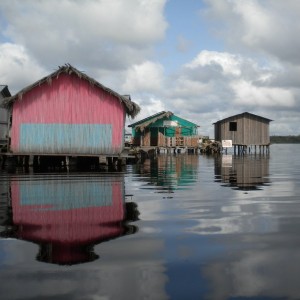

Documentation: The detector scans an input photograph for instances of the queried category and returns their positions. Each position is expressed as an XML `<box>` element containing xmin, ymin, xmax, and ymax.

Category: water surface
<box><xmin>1</xmin><ymin>144</ymin><xmax>300</xmax><ymax>300</ymax></box>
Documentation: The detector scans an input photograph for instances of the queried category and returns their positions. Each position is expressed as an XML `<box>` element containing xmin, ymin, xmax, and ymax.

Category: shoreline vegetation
<box><xmin>270</xmin><ymin>135</ymin><xmax>300</xmax><ymax>144</ymax></box>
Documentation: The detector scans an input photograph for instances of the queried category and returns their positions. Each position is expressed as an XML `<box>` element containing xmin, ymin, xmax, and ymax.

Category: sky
<box><xmin>0</xmin><ymin>0</ymin><xmax>300</xmax><ymax>137</ymax></box>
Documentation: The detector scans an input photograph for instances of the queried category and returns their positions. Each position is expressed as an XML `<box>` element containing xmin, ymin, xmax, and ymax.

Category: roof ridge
<box><xmin>1</xmin><ymin>64</ymin><xmax>140</xmax><ymax>118</ymax></box>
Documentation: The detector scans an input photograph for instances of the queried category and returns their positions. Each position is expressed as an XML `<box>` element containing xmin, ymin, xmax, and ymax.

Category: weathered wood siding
<box><xmin>138</xmin><ymin>132</ymin><xmax>199</xmax><ymax>147</ymax></box>
<box><xmin>158</xmin><ymin>132</ymin><xmax>165</xmax><ymax>146</ymax></box>
<box><xmin>214</xmin><ymin>114</ymin><xmax>270</xmax><ymax>146</ymax></box>
<box><xmin>215</xmin><ymin>155</ymin><xmax>270</xmax><ymax>189</ymax></box>
<box><xmin>141</xmin><ymin>131</ymin><xmax>151</xmax><ymax>146</ymax></box>
<box><xmin>158</xmin><ymin>135</ymin><xmax>199</xmax><ymax>147</ymax></box>
<box><xmin>10</xmin><ymin>73</ymin><xmax>125</xmax><ymax>154</ymax></box>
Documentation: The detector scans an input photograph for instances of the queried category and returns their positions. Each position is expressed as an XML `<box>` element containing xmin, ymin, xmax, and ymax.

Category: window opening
<box><xmin>229</xmin><ymin>122</ymin><xmax>237</xmax><ymax>131</ymax></box>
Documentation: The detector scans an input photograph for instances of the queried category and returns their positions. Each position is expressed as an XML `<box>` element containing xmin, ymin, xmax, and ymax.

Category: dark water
<box><xmin>1</xmin><ymin>144</ymin><xmax>300</xmax><ymax>300</ymax></box>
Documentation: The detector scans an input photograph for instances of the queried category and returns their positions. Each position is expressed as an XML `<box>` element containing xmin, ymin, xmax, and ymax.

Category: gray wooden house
<box><xmin>214</xmin><ymin>112</ymin><xmax>272</xmax><ymax>153</ymax></box>
<box><xmin>0</xmin><ymin>85</ymin><xmax>11</xmax><ymax>148</ymax></box>
<box><xmin>215</xmin><ymin>155</ymin><xmax>270</xmax><ymax>190</ymax></box>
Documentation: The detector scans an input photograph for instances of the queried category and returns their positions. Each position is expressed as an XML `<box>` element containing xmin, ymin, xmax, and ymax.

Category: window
<box><xmin>229</xmin><ymin>122</ymin><xmax>237</xmax><ymax>131</ymax></box>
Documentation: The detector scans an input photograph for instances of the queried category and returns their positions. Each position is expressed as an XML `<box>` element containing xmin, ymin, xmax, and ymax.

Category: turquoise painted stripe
<box><xmin>19</xmin><ymin>180</ymin><xmax>112</xmax><ymax>210</ymax></box>
<box><xmin>20</xmin><ymin>124</ymin><xmax>112</xmax><ymax>152</ymax></box>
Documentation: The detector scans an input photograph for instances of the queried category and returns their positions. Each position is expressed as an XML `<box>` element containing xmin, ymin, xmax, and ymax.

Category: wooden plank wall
<box><xmin>215</xmin><ymin>115</ymin><xmax>270</xmax><ymax>146</ymax></box>
<box><xmin>159</xmin><ymin>135</ymin><xmax>199</xmax><ymax>147</ymax></box>
<box><xmin>10</xmin><ymin>74</ymin><xmax>126</xmax><ymax>154</ymax></box>
<box><xmin>217</xmin><ymin>156</ymin><xmax>270</xmax><ymax>189</ymax></box>
<box><xmin>142</xmin><ymin>131</ymin><xmax>151</xmax><ymax>146</ymax></box>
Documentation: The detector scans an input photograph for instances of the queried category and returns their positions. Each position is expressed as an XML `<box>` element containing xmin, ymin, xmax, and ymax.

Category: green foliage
<box><xmin>270</xmin><ymin>135</ymin><xmax>300</xmax><ymax>143</ymax></box>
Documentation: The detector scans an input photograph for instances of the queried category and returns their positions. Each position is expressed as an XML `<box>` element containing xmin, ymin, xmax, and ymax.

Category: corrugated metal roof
<box><xmin>213</xmin><ymin>112</ymin><xmax>273</xmax><ymax>124</ymax></box>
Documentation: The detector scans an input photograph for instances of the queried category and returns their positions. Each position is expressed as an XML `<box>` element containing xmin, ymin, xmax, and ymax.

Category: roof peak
<box><xmin>1</xmin><ymin>64</ymin><xmax>140</xmax><ymax>118</ymax></box>
<box><xmin>214</xmin><ymin>112</ymin><xmax>273</xmax><ymax>124</ymax></box>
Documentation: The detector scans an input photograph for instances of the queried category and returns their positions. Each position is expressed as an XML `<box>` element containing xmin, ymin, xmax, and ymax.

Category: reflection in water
<box><xmin>133</xmin><ymin>154</ymin><xmax>199</xmax><ymax>192</ymax></box>
<box><xmin>188</xmin><ymin>154</ymin><xmax>276</xmax><ymax>235</ymax></box>
<box><xmin>203</xmin><ymin>232</ymin><xmax>300</xmax><ymax>300</ymax></box>
<box><xmin>1</xmin><ymin>145</ymin><xmax>300</xmax><ymax>300</ymax></box>
<box><xmin>215</xmin><ymin>154</ymin><xmax>270</xmax><ymax>190</ymax></box>
<box><xmin>0</xmin><ymin>175</ymin><xmax>139</xmax><ymax>265</ymax></box>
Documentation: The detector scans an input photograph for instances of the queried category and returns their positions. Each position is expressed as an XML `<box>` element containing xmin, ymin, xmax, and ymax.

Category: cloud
<box><xmin>122</xmin><ymin>61</ymin><xmax>165</xmax><ymax>93</ymax></box>
<box><xmin>176</xmin><ymin>35</ymin><xmax>192</xmax><ymax>53</ymax></box>
<box><xmin>231</xmin><ymin>79</ymin><xmax>295</xmax><ymax>108</ymax></box>
<box><xmin>158</xmin><ymin>49</ymin><xmax>298</xmax><ymax>136</ymax></box>
<box><xmin>186</xmin><ymin>50</ymin><xmax>242</xmax><ymax>76</ymax></box>
<box><xmin>0</xmin><ymin>43</ymin><xmax>46</xmax><ymax>93</ymax></box>
<box><xmin>0</xmin><ymin>0</ymin><xmax>167</xmax><ymax>70</ymax></box>
<box><xmin>204</xmin><ymin>0</ymin><xmax>300</xmax><ymax>65</ymax></box>
<box><xmin>1</xmin><ymin>0</ymin><xmax>299</xmax><ymax>136</ymax></box>
<box><xmin>197</xmin><ymin>0</ymin><xmax>300</xmax><ymax>135</ymax></box>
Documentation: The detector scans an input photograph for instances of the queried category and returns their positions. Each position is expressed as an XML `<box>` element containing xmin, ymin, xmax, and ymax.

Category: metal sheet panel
<box><xmin>19</xmin><ymin>124</ymin><xmax>112</xmax><ymax>154</ymax></box>
<box><xmin>19</xmin><ymin>180</ymin><xmax>112</xmax><ymax>210</ymax></box>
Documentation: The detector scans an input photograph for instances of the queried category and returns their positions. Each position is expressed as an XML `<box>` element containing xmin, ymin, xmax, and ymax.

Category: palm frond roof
<box><xmin>1</xmin><ymin>64</ymin><xmax>140</xmax><ymax>118</ymax></box>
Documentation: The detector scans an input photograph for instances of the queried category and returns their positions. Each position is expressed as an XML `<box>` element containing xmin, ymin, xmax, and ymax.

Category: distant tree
<box><xmin>270</xmin><ymin>135</ymin><xmax>300</xmax><ymax>143</ymax></box>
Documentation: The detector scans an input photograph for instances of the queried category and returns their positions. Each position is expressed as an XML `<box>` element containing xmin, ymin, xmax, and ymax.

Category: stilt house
<box><xmin>0</xmin><ymin>85</ymin><xmax>11</xmax><ymax>147</ymax></box>
<box><xmin>215</xmin><ymin>155</ymin><xmax>270</xmax><ymax>190</ymax></box>
<box><xmin>129</xmin><ymin>111</ymin><xmax>199</xmax><ymax>147</ymax></box>
<box><xmin>214</xmin><ymin>112</ymin><xmax>272</xmax><ymax>152</ymax></box>
<box><xmin>1</xmin><ymin>64</ymin><xmax>140</xmax><ymax>155</ymax></box>
<box><xmin>3</xmin><ymin>175</ymin><xmax>138</xmax><ymax>265</ymax></box>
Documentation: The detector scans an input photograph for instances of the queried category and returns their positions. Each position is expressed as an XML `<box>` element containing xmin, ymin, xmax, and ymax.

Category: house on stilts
<box><xmin>215</xmin><ymin>155</ymin><xmax>270</xmax><ymax>190</ymax></box>
<box><xmin>129</xmin><ymin>111</ymin><xmax>200</xmax><ymax>153</ymax></box>
<box><xmin>1</xmin><ymin>64</ymin><xmax>140</xmax><ymax>168</ymax></box>
<box><xmin>213</xmin><ymin>112</ymin><xmax>272</xmax><ymax>154</ymax></box>
<box><xmin>0</xmin><ymin>175</ymin><xmax>139</xmax><ymax>265</ymax></box>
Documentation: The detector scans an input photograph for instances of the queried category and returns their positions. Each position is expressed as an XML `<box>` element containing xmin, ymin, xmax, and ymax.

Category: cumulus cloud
<box><xmin>0</xmin><ymin>43</ymin><xmax>46</xmax><ymax>93</ymax></box>
<box><xmin>231</xmin><ymin>80</ymin><xmax>295</xmax><ymax>108</ymax></box>
<box><xmin>0</xmin><ymin>0</ymin><xmax>168</xmax><ymax>100</ymax></box>
<box><xmin>0</xmin><ymin>0</ymin><xmax>167</xmax><ymax>70</ymax></box>
<box><xmin>171</xmin><ymin>50</ymin><xmax>290</xmax><ymax>110</ymax></box>
<box><xmin>1</xmin><ymin>0</ymin><xmax>299</xmax><ymax>136</ymax></box>
<box><xmin>122</xmin><ymin>61</ymin><xmax>165</xmax><ymax>93</ymax></box>
<box><xmin>125</xmin><ymin>95</ymin><xmax>166</xmax><ymax>129</ymax></box>
<box><xmin>160</xmin><ymin>49</ymin><xmax>299</xmax><ymax>136</ymax></box>
<box><xmin>186</xmin><ymin>51</ymin><xmax>242</xmax><ymax>76</ymax></box>
<box><xmin>196</xmin><ymin>0</ymin><xmax>300</xmax><ymax>135</ymax></box>
<box><xmin>204</xmin><ymin>0</ymin><xmax>300</xmax><ymax>65</ymax></box>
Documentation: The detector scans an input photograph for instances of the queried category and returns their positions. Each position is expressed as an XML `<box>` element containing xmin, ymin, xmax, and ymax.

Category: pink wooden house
<box><xmin>2</xmin><ymin>64</ymin><xmax>140</xmax><ymax>155</ymax></box>
<box><xmin>8</xmin><ymin>175</ymin><xmax>138</xmax><ymax>265</ymax></box>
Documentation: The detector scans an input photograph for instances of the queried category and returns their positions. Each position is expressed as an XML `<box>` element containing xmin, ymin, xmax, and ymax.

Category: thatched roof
<box><xmin>1</xmin><ymin>64</ymin><xmax>140</xmax><ymax>118</ymax></box>
<box><xmin>129</xmin><ymin>111</ymin><xmax>174</xmax><ymax>132</ymax></box>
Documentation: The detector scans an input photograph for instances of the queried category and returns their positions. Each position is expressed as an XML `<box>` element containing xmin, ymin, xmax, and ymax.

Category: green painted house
<box><xmin>128</xmin><ymin>111</ymin><xmax>200</xmax><ymax>147</ymax></box>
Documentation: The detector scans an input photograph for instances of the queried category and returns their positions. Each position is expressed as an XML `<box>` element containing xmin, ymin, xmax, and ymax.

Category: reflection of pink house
<box><xmin>9</xmin><ymin>176</ymin><xmax>137</xmax><ymax>265</ymax></box>
<box><xmin>2</xmin><ymin>64</ymin><xmax>140</xmax><ymax>155</ymax></box>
